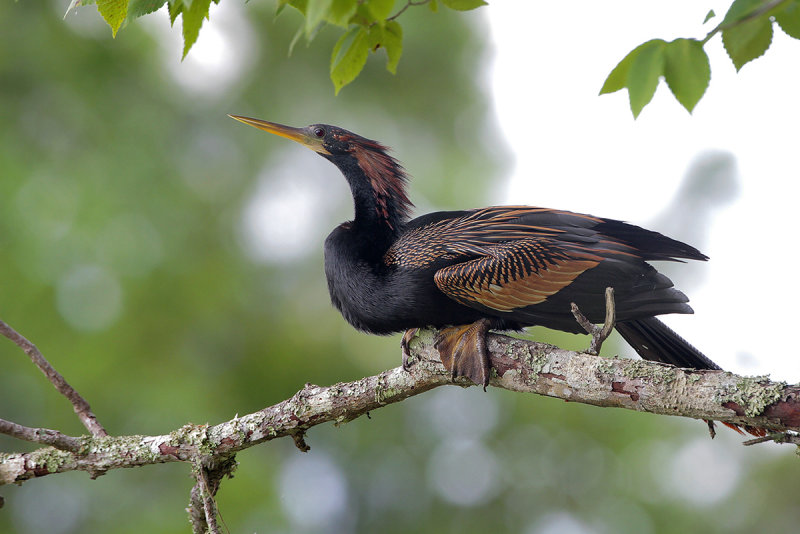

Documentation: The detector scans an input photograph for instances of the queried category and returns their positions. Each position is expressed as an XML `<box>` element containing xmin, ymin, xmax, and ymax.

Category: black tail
<box><xmin>616</xmin><ymin>317</ymin><xmax>720</xmax><ymax>370</ymax></box>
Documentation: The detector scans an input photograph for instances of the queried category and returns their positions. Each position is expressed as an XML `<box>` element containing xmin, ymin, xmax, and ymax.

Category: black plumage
<box><xmin>230</xmin><ymin>115</ymin><xmax>721</xmax><ymax>388</ymax></box>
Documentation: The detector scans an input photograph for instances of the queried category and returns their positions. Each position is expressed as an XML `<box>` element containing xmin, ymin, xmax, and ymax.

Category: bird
<box><xmin>229</xmin><ymin>115</ymin><xmax>723</xmax><ymax>390</ymax></box>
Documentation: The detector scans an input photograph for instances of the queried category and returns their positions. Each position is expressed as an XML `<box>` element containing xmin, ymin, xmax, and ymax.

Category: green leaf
<box><xmin>722</xmin><ymin>12</ymin><xmax>773</xmax><ymax>71</ymax></box>
<box><xmin>97</xmin><ymin>0</ymin><xmax>128</xmax><ymax>37</ymax></box>
<box><xmin>127</xmin><ymin>0</ymin><xmax>167</xmax><ymax>20</ymax></box>
<box><xmin>181</xmin><ymin>0</ymin><xmax>212</xmax><ymax>58</ymax></box>
<box><xmin>663</xmin><ymin>38</ymin><xmax>710</xmax><ymax>113</ymax></box>
<box><xmin>703</xmin><ymin>9</ymin><xmax>716</xmax><ymax>24</ymax></box>
<box><xmin>287</xmin><ymin>21</ymin><xmax>305</xmax><ymax>56</ymax></box>
<box><xmin>428</xmin><ymin>0</ymin><xmax>438</xmax><ymax>12</ymax></box>
<box><xmin>627</xmin><ymin>39</ymin><xmax>665</xmax><ymax>118</ymax></box>
<box><xmin>354</xmin><ymin>2</ymin><xmax>376</xmax><ymax>24</ymax></box>
<box><xmin>441</xmin><ymin>0</ymin><xmax>486</xmax><ymax>10</ymax></box>
<box><xmin>325</xmin><ymin>0</ymin><xmax>358</xmax><ymax>27</ymax></box>
<box><xmin>330</xmin><ymin>26</ymin><xmax>370</xmax><ymax>94</ymax></box>
<box><xmin>305</xmin><ymin>0</ymin><xmax>332</xmax><ymax>37</ymax></box>
<box><xmin>775</xmin><ymin>0</ymin><xmax>800</xmax><ymax>39</ymax></box>
<box><xmin>366</xmin><ymin>0</ymin><xmax>395</xmax><ymax>21</ymax></box>
<box><xmin>600</xmin><ymin>47</ymin><xmax>637</xmax><ymax>95</ymax></box>
<box><xmin>168</xmin><ymin>0</ymin><xmax>183</xmax><ymax>25</ymax></box>
<box><xmin>282</xmin><ymin>0</ymin><xmax>307</xmax><ymax>15</ymax></box>
<box><xmin>276</xmin><ymin>0</ymin><xmax>295</xmax><ymax>14</ymax></box>
<box><xmin>600</xmin><ymin>40</ymin><xmax>666</xmax><ymax>118</ymax></box>
<box><xmin>721</xmin><ymin>0</ymin><xmax>763</xmax><ymax>25</ymax></box>
<box><xmin>367</xmin><ymin>21</ymin><xmax>403</xmax><ymax>74</ymax></box>
<box><xmin>381</xmin><ymin>20</ymin><xmax>403</xmax><ymax>74</ymax></box>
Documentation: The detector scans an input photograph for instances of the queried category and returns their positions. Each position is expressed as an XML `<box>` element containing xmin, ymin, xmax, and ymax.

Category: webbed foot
<box><xmin>433</xmin><ymin>319</ymin><xmax>492</xmax><ymax>389</ymax></box>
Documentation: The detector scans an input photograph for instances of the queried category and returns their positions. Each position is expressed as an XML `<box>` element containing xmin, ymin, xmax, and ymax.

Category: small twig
<box><xmin>742</xmin><ymin>435</ymin><xmax>776</xmax><ymax>446</ymax></box>
<box><xmin>189</xmin><ymin>465</ymin><xmax>220</xmax><ymax>534</ymax></box>
<box><xmin>188</xmin><ymin>483</ymin><xmax>205</xmax><ymax>534</ymax></box>
<box><xmin>291</xmin><ymin>430</ymin><xmax>311</xmax><ymax>452</ymax></box>
<box><xmin>707</xmin><ymin>420</ymin><xmax>717</xmax><ymax>439</ymax></box>
<box><xmin>386</xmin><ymin>0</ymin><xmax>431</xmax><ymax>23</ymax></box>
<box><xmin>188</xmin><ymin>456</ymin><xmax>236</xmax><ymax>534</ymax></box>
<box><xmin>598</xmin><ymin>287</ymin><xmax>616</xmax><ymax>346</ymax></box>
<box><xmin>0</xmin><ymin>418</ymin><xmax>83</xmax><ymax>452</ymax></box>
<box><xmin>702</xmin><ymin>0</ymin><xmax>789</xmax><ymax>44</ymax></box>
<box><xmin>189</xmin><ymin>482</ymin><xmax>210</xmax><ymax>532</ymax></box>
<box><xmin>199</xmin><ymin>467</ymin><xmax>220</xmax><ymax>534</ymax></box>
<box><xmin>0</xmin><ymin>319</ymin><xmax>107</xmax><ymax>437</ymax></box>
<box><xmin>743</xmin><ymin>431</ymin><xmax>800</xmax><ymax>447</ymax></box>
<box><xmin>571</xmin><ymin>287</ymin><xmax>616</xmax><ymax>355</ymax></box>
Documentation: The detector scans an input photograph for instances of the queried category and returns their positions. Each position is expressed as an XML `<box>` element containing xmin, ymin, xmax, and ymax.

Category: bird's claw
<box><xmin>401</xmin><ymin>328</ymin><xmax>420</xmax><ymax>371</ymax></box>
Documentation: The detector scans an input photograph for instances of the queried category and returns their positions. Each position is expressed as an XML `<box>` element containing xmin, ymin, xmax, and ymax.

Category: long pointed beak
<box><xmin>228</xmin><ymin>115</ymin><xmax>329</xmax><ymax>154</ymax></box>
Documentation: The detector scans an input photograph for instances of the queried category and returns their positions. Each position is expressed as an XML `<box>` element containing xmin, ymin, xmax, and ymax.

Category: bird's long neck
<box><xmin>328</xmin><ymin>147</ymin><xmax>412</xmax><ymax>255</ymax></box>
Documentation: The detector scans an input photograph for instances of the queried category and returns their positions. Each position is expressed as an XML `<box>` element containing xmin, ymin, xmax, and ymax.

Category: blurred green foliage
<box><xmin>1</xmin><ymin>2</ymin><xmax>798</xmax><ymax>534</ymax></box>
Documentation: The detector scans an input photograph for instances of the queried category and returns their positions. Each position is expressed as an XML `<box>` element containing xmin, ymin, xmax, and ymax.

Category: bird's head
<box><xmin>229</xmin><ymin>115</ymin><xmax>413</xmax><ymax>228</ymax></box>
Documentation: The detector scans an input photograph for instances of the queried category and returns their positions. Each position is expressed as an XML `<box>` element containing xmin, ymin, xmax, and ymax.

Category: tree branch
<box><xmin>189</xmin><ymin>457</ymin><xmax>232</xmax><ymax>534</ymax></box>
<box><xmin>386</xmin><ymin>0</ymin><xmax>431</xmax><ymax>23</ymax></box>
<box><xmin>2</xmin><ymin>329</ymin><xmax>798</xmax><ymax>489</ymax></box>
<box><xmin>0</xmin><ymin>319</ymin><xmax>107</xmax><ymax>437</ymax></box>
<box><xmin>0</xmin><ymin>418</ymin><xmax>83</xmax><ymax>452</ymax></box>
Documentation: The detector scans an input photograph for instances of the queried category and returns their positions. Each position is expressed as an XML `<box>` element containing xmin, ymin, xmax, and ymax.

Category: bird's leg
<box><xmin>433</xmin><ymin>318</ymin><xmax>493</xmax><ymax>389</ymax></box>
<box><xmin>401</xmin><ymin>328</ymin><xmax>420</xmax><ymax>371</ymax></box>
<box><xmin>571</xmin><ymin>287</ymin><xmax>616</xmax><ymax>355</ymax></box>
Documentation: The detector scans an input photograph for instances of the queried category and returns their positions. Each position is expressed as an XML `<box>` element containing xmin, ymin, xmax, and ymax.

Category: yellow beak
<box><xmin>228</xmin><ymin>115</ymin><xmax>329</xmax><ymax>154</ymax></box>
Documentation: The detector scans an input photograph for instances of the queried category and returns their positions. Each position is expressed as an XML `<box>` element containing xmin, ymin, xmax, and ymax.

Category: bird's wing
<box><xmin>385</xmin><ymin>206</ymin><xmax>631</xmax><ymax>313</ymax></box>
<box><xmin>386</xmin><ymin>206</ymin><xmax>606</xmax><ymax>265</ymax></box>
<box><xmin>432</xmin><ymin>238</ymin><xmax>602</xmax><ymax>312</ymax></box>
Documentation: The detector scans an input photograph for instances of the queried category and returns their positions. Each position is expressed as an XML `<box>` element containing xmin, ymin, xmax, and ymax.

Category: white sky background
<box><xmin>487</xmin><ymin>2</ymin><xmax>800</xmax><ymax>381</ymax></box>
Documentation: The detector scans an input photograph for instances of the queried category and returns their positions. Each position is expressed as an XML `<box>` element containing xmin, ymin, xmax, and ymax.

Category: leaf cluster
<box><xmin>268</xmin><ymin>0</ymin><xmax>486</xmax><ymax>92</ymax></box>
<box><xmin>68</xmin><ymin>0</ymin><xmax>221</xmax><ymax>57</ymax></box>
<box><xmin>69</xmin><ymin>0</ymin><xmax>486</xmax><ymax>91</ymax></box>
<box><xmin>601</xmin><ymin>0</ymin><xmax>800</xmax><ymax>117</ymax></box>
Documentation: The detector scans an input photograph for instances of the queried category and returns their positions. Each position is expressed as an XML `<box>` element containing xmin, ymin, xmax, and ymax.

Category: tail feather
<box><xmin>616</xmin><ymin>317</ymin><xmax>720</xmax><ymax>370</ymax></box>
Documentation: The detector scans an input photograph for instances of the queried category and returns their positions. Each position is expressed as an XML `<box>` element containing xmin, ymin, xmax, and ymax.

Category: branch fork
<box><xmin>571</xmin><ymin>286</ymin><xmax>616</xmax><ymax>355</ymax></box>
<box><xmin>0</xmin><ymin>319</ymin><xmax>106</xmax><ymax>437</ymax></box>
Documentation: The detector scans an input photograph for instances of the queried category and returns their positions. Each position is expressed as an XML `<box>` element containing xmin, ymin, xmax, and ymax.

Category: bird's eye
<box><xmin>313</xmin><ymin>127</ymin><xmax>325</xmax><ymax>138</ymax></box>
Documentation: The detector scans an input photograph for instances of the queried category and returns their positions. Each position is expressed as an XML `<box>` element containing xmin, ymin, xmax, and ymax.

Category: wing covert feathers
<box><xmin>433</xmin><ymin>241</ymin><xmax>600</xmax><ymax>312</ymax></box>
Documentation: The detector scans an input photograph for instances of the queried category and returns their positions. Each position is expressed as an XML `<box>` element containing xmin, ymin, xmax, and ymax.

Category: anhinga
<box><xmin>230</xmin><ymin>115</ymin><xmax>722</xmax><ymax>389</ymax></box>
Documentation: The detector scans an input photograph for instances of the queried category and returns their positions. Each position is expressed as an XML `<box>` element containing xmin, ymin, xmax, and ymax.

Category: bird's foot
<box><xmin>433</xmin><ymin>319</ymin><xmax>492</xmax><ymax>389</ymax></box>
<box><xmin>571</xmin><ymin>287</ymin><xmax>616</xmax><ymax>355</ymax></box>
<box><xmin>401</xmin><ymin>328</ymin><xmax>420</xmax><ymax>371</ymax></box>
